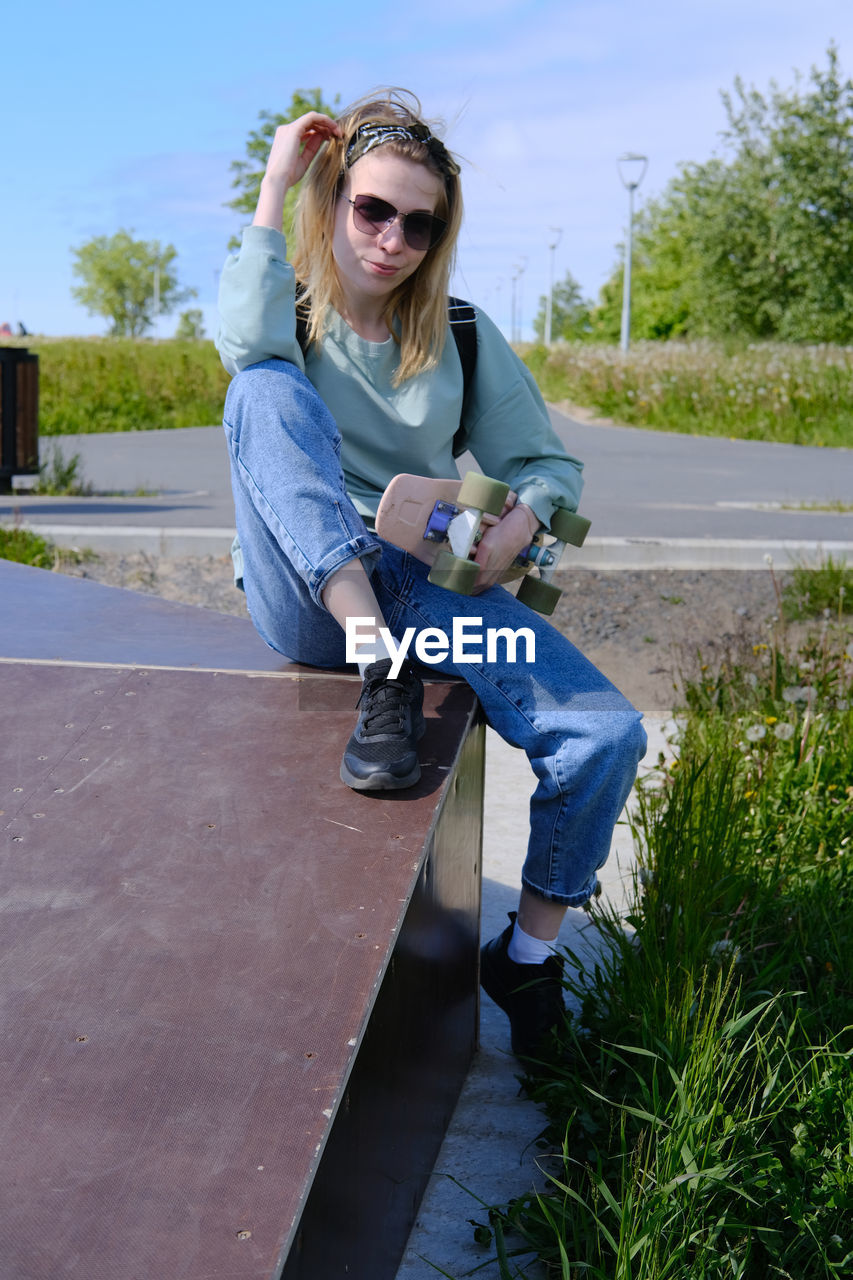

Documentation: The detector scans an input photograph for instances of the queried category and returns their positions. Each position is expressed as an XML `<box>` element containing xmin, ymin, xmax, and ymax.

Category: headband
<box><xmin>344</xmin><ymin>122</ymin><xmax>460</xmax><ymax>176</ymax></box>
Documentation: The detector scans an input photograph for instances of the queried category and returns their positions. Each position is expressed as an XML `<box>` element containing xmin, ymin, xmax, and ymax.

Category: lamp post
<box><xmin>545</xmin><ymin>227</ymin><xmax>562</xmax><ymax>347</ymax></box>
<box><xmin>511</xmin><ymin>259</ymin><xmax>527</xmax><ymax>344</ymax></box>
<box><xmin>152</xmin><ymin>257</ymin><xmax>161</xmax><ymax>338</ymax></box>
<box><xmin>617</xmin><ymin>152</ymin><xmax>648</xmax><ymax>352</ymax></box>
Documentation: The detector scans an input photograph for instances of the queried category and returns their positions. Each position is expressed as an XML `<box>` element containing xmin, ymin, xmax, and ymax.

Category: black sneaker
<box><xmin>480</xmin><ymin>912</ymin><xmax>565</xmax><ymax>1060</ymax></box>
<box><xmin>340</xmin><ymin>659</ymin><xmax>425</xmax><ymax>791</ymax></box>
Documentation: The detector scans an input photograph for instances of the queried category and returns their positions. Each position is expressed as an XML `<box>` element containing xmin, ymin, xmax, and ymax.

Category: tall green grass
<box><xmin>15</xmin><ymin>337</ymin><xmax>231</xmax><ymax>434</ymax></box>
<box><xmin>10</xmin><ymin>334</ymin><xmax>853</xmax><ymax>445</ymax></box>
<box><xmin>473</xmin><ymin>616</ymin><xmax>853</xmax><ymax>1278</ymax></box>
<box><xmin>522</xmin><ymin>340</ymin><xmax>853</xmax><ymax>448</ymax></box>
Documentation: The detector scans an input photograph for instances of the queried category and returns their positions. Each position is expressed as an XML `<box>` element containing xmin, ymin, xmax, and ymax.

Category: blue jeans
<box><xmin>223</xmin><ymin>359</ymin><xmax>647</xmax><ymax>907</ymax></box>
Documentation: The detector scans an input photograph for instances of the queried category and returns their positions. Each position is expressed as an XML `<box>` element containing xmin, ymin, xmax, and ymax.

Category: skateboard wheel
<box><xmin>549</xmin><ymin>506</ymin><xmax>591</xmax><ymax>547</ymax></box>
<box><xmin>428</xmin><ymin>551</ymin><xmax>479</xmax><ymax>594</ymax></box>
<box><xmin>516</xmin><ymin>575</ymin><xmax>562</xmax><ymax>616</ymax></box>
<box><xmin>457</xmin><ymin>472</ymin><xmax>510</xmax><ymax>517</ymax></box>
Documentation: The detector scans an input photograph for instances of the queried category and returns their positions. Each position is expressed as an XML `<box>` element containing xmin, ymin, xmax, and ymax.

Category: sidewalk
<box><xmin>6</xmin><ymin>419</ymin><xmax>853</xmax><ymax>568</ymax></box>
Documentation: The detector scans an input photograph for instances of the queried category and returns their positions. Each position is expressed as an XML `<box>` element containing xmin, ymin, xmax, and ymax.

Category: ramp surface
<box><xmin>0</xmin><ymin>561</ymin><xmax>483</xmax><ymax>1279</ymax></box>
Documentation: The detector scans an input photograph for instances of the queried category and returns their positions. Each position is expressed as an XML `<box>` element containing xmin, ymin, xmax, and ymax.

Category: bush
<box><xmin>521</xmin><ymin>340</ymin><xmax>853</xmax><ymax>449</ymax></box>
<box><xmin>18</xmin><ymin>337</ymin><xmax>231</xmax><ymax>435</ymax></box>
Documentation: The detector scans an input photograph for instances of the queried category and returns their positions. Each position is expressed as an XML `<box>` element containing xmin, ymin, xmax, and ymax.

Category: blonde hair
<box><xmin>291</xmin><ymin>88</ymin><xmax>464</xmax><ymax>385</ymax></box>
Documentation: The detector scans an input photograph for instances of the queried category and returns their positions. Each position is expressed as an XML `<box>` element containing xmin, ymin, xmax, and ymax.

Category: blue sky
<box><xmin>4</xmin><ymin>0</ymin><xmax>852</xmax><ymax>341</ymax></box>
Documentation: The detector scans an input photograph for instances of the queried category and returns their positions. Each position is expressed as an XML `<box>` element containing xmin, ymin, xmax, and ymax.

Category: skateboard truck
<box><xmin>424</xmin><ymin>499</ymin><xmax>462</xmax><ymax>543</ymax></box>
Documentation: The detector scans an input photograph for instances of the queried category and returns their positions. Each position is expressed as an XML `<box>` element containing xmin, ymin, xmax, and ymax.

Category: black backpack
<box><xmin>295</xmin><ymin>290</ymin><xmax>478</xmax><ymax>458</ymax></box>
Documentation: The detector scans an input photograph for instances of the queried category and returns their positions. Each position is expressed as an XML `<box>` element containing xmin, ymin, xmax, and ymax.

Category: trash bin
<box><xmin>0</xmin><ymin>346</ymin><xmax>39</xmax><ymax>492</ymax></box>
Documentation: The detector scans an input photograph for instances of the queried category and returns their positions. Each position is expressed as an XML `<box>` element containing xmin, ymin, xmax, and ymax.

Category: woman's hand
<box><xmin>471</xmin><ymin>499</ymin><xmax>540</xmax><ymax>594</ymax></box>
<box><xmin>253</xmin><ymin>112</ymin><xmax>341</xmax><ymax>230</ymax></box>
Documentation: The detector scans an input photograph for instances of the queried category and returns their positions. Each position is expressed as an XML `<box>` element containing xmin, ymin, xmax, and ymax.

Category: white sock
<box><xmin>507</xmin><ymin>919</ymin><xmax>557</xmax><ymax>965</ymax></box>
<box><xmin>355</xmin><ymin>630</ymin><xmax>396</xmax><ymax>678</ymax></box>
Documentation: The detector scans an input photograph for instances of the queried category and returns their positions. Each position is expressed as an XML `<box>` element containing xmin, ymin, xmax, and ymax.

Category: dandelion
<box><xmin>764</xmin><ymin>715</ymin><xmax>778</xmax><ymax>725</ymax></box>
<box><xmin>744</xmin><ymin>672</ymin><xmax>758</xmax><ymax>688</ymax></box>
<box><xmin>836</xmin><ymin>698</ymin><xmax>850</xmax><ymax>710</ymax></box>
<box><xmin>752</xmin><ymin>643</ymin><xmax>769</xmax><ymax>654</ymax></box>
<box><xmin>710</xmin><ymin>938</ymin><xmax>741</xmax><ymax>962</ymax></box>
<box><xmin>774</xmin><ymin>722</ymin><xmax>795</xmax><ymax>740</ymax></box>
<box><xmin>782</xmin><ymin>686</ymin><xmax>805</xmax><ymax>703</ymax></box>
<box><xmin>745</xmin><ymin>723</ymin><xmax>767</xmax><ymax>741</ymax></box>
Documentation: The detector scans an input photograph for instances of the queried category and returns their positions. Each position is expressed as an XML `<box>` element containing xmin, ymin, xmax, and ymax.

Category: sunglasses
<box><xmin>343</xmin><ymin>194</ymin><xmax>447</xmax><ymax>252</ymax></box>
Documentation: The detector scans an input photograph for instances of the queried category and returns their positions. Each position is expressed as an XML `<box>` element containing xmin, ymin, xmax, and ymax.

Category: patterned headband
<box><xmin>344</xmin><ymin>122</ymin><xmax>460</xmax><ymax>176</ymax></box>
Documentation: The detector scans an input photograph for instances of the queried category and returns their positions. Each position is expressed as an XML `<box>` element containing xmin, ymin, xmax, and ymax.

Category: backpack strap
<box><xmin>295</xmin><ymin>288</ymin><xmax>479</xmax><ymax>458</ymax></box>
<box><xmin>447</xmin><ymin>296</ymin><xmax>478</xmax><ymax>457</ymax></box>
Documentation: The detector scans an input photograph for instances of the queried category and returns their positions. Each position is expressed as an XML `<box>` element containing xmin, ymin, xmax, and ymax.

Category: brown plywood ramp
<box><xmin>0</xmin><ymin>561</ymin><xmax>484</xmax><ymax>1280</ymax></box>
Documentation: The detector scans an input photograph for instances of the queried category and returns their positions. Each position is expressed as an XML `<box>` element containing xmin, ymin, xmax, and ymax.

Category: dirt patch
<box><xmin>57</xmin><ymin>553</ymin><xmax>789</xmax><ymax>716</ymax></box>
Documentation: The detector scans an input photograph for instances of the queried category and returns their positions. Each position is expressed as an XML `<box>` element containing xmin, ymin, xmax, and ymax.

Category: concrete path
<box><xmin>4</xmin><ymin>410</ymin><xmax>853</xmax><ymax>567</ymax></box>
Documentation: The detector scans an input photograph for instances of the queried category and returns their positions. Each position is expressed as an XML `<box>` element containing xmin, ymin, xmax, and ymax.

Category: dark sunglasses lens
<box><xmin>352</xmin><ymin>196</ymin><xmax>395</xmax><ymax>234</ymax></box>
<box><xmin>403</xmin><ymin>213</ymin><xmax>446</xmax><ymax>251</ymax></box>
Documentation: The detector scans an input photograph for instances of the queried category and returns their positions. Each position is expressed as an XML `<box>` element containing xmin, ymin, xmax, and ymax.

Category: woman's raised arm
<box><xmin>253</xmin><ymin>113</ymin><xmax>341</xmax><ymax>230</ymax></box>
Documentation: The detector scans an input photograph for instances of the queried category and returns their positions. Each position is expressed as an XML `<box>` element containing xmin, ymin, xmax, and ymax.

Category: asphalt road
<box><xmin>3</xmin><ymin>408</ymin><xmax>853</xmax><ymax>566</ymax></box>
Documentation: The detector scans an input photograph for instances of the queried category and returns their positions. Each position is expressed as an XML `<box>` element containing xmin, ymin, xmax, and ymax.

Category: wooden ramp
<box><xmin>0</xmin><ymin>561</ymin><xmax>484</xmax><ymax>1279</ymax></box>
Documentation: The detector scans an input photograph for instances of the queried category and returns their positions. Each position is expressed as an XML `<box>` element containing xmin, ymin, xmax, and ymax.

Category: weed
<box><xmin>0</xmin><ymin>523</ymin><xmax>58</xmax><ymax>568</ymax></box>
<box><xmin>470</xmin><ymin>616</ymin><xmax>853</xmax><ymax>1279</ymax></box>
<box><xmin>32</xmin><ymin>444</ymin><xmax>93</xmax><ymax>496</ymax></box>
<box><xmin>782</xmin><ymin>554</ymin><xmax>853</xmax><ymax>621</ymax></box>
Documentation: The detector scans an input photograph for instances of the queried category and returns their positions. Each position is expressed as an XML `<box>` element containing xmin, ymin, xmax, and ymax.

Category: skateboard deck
<box><xmin>375</xmin><ymin>472</ymin><xmax>590</xmax><ymax>615</ymax></box>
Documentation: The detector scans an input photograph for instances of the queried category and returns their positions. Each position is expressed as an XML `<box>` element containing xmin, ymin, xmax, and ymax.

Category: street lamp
<box><xmin>511</xmin><ymin>259</ymin><xmax>527</xmax><ymax>344</ymax></box>
<box><xmin>545</xmin><ymin>227</ymin><xmax>562</xmax><ymax>347</ymax></box>
<box><xmin>152</xmin><ymin>256</ymin><xmax>161</xmax><ymax>339</ymax></box>
<box><xmin>617</xmin><ymin>152</ymin><xmax>648</xmax><ymax>352</ymax></box>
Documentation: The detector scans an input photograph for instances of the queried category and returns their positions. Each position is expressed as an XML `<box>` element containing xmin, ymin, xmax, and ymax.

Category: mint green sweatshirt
<box><xmin>216</xmin><ymin>225</ymin><xmax>584</xmax><ymax>529</ymax></box>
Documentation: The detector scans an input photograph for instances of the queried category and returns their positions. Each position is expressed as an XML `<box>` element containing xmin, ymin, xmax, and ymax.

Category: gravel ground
<box><xmin>57</xmin><ymin>552</ymin><xmax>787</xmax><ymax>715</ymax></box>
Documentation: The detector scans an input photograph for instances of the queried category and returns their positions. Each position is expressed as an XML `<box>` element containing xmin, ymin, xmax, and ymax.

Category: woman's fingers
<box><xmin>265</xmin><ymin>113</ymin><xmax>341</xmax><ymax>188</ymax></box>
<box><xmin>470</xmin><ymin>506</ymin><xmax>534</xmax><ymax>593</ymax></box>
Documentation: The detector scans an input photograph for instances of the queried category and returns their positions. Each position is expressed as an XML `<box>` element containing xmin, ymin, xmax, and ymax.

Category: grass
<box><xmin>7</xmin><ymin>336</ymin><xmax>231</xmax><ymax>435</ymax></box>
<box><xmin>0</xmin><ymin>524</ymin><xmax>59</xmax><ymax>568</ymax></box>
<box><xmin>7</xmin><ymin>333</ymin><xmax>853</xmax><ymax>447</ymax></box>
<box><xmin>781</xmin><ymin>555</ymin><xmax>853</xmax><ymax>622</ymax></box>
<box><xmin>465</xmin><ymin>605</ymin><xmax>853</xmax><ymax>1279</ymax></box>
<box><xmin>521</xmin><ymin>340</ymin><xmax>853</xmax><ymax>449</ymax></box>
<box><xmin>0</xmin><ymin>509</ymin><xmax>96</xmax><ymax>569</ymax></box>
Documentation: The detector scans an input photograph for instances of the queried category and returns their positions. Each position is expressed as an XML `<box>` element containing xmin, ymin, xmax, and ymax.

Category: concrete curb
<box><xmin>10</xmin><ymin>520</ymin><xmax>853</xmax><ymax>569</ymax></box>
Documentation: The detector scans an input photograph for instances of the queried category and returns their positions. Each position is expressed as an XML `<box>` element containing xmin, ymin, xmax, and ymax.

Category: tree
<box><xmin>533</xmin><ymin>271</ymin><xmax>593</xmax><ymax>341</ymax></box>
<box><xmin>70</xmin><ymin>230</ymin><xmax>195</xmax><ymax>337</ymax></box>
<box><xmin>227</xmin><ymin>88</ymin><xmax>340</xmax><ymax>245</ymax></box>
<box><xmin>594</xmin><ymin>44</ymin><xmax>853</xmax><ymax>343</ymax></box>
<box><xmin>174</xmin><ymin>308</ymin><xmax>206</xmax><ymax>341</ymax></box>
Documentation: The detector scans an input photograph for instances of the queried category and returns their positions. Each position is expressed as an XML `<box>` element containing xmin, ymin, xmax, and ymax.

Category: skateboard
<box><xmin>375</xmin><ymin>471</ymin><xmax>590</xmax><ymax>615</ymax></box>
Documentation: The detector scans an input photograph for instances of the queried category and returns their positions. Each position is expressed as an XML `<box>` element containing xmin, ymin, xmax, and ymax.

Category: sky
<box><xmin>3</xmin><ymin>0</ymin><xmax>853</xmax><ymax>342</ymax></box>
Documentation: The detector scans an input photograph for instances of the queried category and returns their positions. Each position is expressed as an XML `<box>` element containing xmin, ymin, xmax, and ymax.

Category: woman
<box><xmin>216</xmin><ymin>89</ymin><xmax>646</xmax><ymax>1063</ymax></box>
